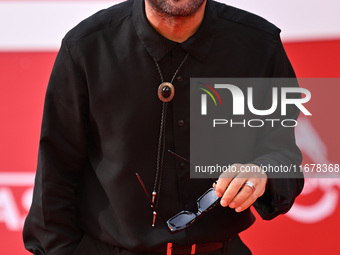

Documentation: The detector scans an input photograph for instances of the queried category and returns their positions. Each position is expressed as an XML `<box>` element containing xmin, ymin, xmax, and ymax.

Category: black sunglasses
<box><xmin>166</xmin><ymin>187</ymin><xmax>219</xmax><ymax>232</ymax></box>
<box><xmin>135</xmin><ymin>150</ymin><xmax>220</xmax><ymax>233</ymax></box>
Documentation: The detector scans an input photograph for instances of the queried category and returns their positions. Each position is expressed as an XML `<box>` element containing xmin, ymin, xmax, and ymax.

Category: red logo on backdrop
<box><xmin>287</xmin><ymin>117</ymin><xmax>340</xmax><ymax>223</ymax></box>
<box><xmin>0</xmin><ymin>173</ymin><xmax>34</xmax><ymax>231</ymax></box>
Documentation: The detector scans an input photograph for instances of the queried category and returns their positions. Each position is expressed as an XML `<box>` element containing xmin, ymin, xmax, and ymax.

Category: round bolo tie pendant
<box><xmin>158</xmin><ymin>82</ymin><xmax>175</xmax><ymax>102</ymax></box>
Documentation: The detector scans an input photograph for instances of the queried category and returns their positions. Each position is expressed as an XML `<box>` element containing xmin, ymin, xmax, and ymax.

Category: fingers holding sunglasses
<box><xmin>220</xmin><ymin>177</ymin><xmax>248</xmax><ymax>207</ymax></box>
<box><xmin>227</xmin><ymin>181</ymin><xmax>256</xmax><ymax>209</ymax></box>
<box><xmin>214</xmin><ymin>164</ymin><xmax>268</xmax><ymax>210</ymax></box>
<box><xmin>213</xmin><ymin>164</ymin><xmax>241</xmax><ymax>198</ymax></box>
<box><xmin>235</xmin><ymin>180</ymin><xmax>267</xmax><ymax>212</ymax></box>
<box><xmin>230</xmin><ymin>178</ymin><xmax>267</xmax><ymax>212</ymax></box>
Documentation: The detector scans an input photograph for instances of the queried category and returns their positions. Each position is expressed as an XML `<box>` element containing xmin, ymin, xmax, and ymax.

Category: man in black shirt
<box><xmin>23</xmin><ymin>0</ymin><xmax>304</xmax><ymax>254</ymax></box>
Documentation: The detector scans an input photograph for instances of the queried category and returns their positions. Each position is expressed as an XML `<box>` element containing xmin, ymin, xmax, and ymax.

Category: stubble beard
<box><xmin>146</xmin><ymin>0</ymin><xmax>206</xmax><ymax>17</ymax></box>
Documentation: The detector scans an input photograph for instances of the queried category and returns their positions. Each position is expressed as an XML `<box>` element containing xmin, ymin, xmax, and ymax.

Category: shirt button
<box><xmin>178</xmin><ymin>120</ymin><xmax>184</xmax><ymax>126</ymax></box>
<box><xmin>176</xmin><ymin>76</ymin><xmax>183</xmax><ymax>83</ymax></box>
<box><xmin>185</xmin><ymin>204</ymin><xmax>191</xmax><ymax>210</ymax></box>
<box><xmin>180</xmin><ymin>162</ymin><xmax>186</xmax><ymax>168</ymax></box>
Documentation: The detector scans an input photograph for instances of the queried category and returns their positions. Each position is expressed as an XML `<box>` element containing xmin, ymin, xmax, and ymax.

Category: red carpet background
<box><xmin>0</xmin><ymin>1</ymin><xmax>339</xmax><ymax>254</ymax></box>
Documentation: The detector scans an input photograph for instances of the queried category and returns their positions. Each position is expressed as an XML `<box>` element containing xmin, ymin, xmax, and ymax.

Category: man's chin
<box><xmin>146</xmin><ymin>0</ymin><xmax>206</xmax><ymax>17</ymax></box>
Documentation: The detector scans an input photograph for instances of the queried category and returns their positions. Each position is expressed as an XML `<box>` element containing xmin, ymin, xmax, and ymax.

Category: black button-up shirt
<box><xmin>23</xmin><ymin>0</ymin><xmax>303</xmax><ymax>254</ymax></box>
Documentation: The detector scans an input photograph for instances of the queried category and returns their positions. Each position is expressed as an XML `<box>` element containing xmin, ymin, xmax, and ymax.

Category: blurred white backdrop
<box><xmin>0</xmin><ymin>0</ymin><xmax>339</xmax><ymax>50</ymax></box>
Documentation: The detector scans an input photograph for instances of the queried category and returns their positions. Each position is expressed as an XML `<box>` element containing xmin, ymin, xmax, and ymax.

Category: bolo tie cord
<box><xmin>151</xmin><ymin>53</ymin><xmax>189</xmax><ymax>227</ymax></box>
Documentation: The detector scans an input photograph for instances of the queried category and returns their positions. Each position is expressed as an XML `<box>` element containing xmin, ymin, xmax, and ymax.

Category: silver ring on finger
<box><xmin>244</xmin><ymin>181</ymin><xmax>256</xmax><ymax>193</ymax></box>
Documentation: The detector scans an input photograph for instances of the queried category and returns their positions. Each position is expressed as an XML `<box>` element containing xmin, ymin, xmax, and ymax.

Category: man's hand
<box><xmin>213</xmin><ymin>164</ymin><xmax>267</xmax><ymax>212</ymax></box>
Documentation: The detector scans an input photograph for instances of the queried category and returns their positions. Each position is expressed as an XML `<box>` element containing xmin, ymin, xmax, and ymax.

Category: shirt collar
<box><xmin>132</xmin><ymin>0</ymin><xmax>217</xmax><ymax>63</ymax></box>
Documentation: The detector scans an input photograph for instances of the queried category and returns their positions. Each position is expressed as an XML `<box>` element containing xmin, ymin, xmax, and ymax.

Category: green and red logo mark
<box><xmin>197</xmin><ymin>82</ymin><xmax>222</xmax><ymax>115</ymax></box>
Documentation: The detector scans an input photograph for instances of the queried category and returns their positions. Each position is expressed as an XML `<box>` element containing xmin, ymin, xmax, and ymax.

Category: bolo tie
<box><xmin>151</xmin><ymin>52</ymin><xmax>189</xmax><ymax>227</ymax></box>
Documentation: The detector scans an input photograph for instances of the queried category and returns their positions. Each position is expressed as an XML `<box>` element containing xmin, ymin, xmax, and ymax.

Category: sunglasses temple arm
<box><xmin>135</xmin><ymin>173</ymin><xmax>170</xmax><ymax>230</ymax></box>
<box><xmin>167</xmin><ymin>150</ymin><xmax>217</xmax><ymax>184</ymax></box>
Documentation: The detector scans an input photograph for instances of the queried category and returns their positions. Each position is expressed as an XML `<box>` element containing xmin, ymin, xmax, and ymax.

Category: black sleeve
<box><xmin>252</xmin><ymin>36</ymin><xmax>304</xmax><ymax>220</ymax></box>
<box><xmin>23</xmin><ymin>39</ymin><xmax>89</xmax><ymax>255</ymax></box>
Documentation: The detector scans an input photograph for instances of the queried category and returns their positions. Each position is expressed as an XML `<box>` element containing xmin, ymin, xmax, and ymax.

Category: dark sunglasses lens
<box><xmin>167</xmin><ymin>211</ymin><xmax>196</xmax><ymax>231</ymax></box>
<box><xmin>197</xmin><ymin>188</ymin><xmax>219</xmax><ymax>212</ymax></box>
